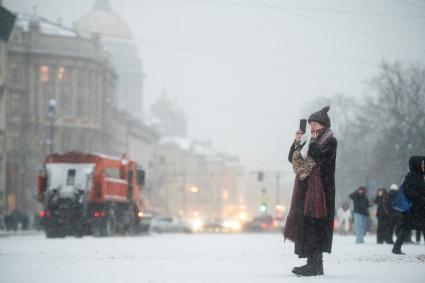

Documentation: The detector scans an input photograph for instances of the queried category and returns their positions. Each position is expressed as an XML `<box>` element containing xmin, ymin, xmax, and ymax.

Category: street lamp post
<box><xmin>47</xmin><ymin>98</ymin><xmax>56</xmax><ymax>156</ymax></box>
<box><xmin>189</xmin><ymin>186</ymin><xmax>199</xmax><ymax>215</ymax></box>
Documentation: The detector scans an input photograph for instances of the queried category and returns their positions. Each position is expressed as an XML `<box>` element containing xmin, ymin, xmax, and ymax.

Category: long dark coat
<box><xmin>287</xmin><ymin>134</ymin><xmax>337</xmax><ymax>258</ymax></box>
<box><xmin>374</xmin><ymin>193</ymin><xmax>388</xmax><ymax>217</ymax></box>
<box><xmin>401</xmin><ymin>156</ymin><xmax>425</xmax><ymax>230</ymax></box>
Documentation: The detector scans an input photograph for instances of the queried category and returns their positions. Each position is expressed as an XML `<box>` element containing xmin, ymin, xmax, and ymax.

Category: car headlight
<box><xmin>222</xmin><ymin>220</ymin><xmax>241</xmax><ymax>231</ymax></box>
<box><xmin>191</xmin><ymin>218</ymin><xmax>203</xmax><ymax>231</ymax></box>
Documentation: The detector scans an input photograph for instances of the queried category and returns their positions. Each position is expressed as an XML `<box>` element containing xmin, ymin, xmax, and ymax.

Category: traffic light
<box><xmin>260</xmin><ymin>203</ymin><xmax>267</xmax><ymax>213</ymax></box>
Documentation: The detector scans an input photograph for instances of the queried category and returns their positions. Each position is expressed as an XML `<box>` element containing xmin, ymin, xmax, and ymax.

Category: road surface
<box><xmin>1</xmin><ymin>232</ymin><xmax>424</xmax><ymax>283</ymax></box>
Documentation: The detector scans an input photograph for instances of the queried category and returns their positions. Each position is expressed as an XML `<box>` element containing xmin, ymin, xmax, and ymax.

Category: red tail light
<box><xmin>93</xmin><ymin>211</ymin><xmax>100</xmax><ymax>218</ymax></box>
<box><xmin>39</xmin><ymin>210</ymin><xmax>45</xmax><ymax>218</ymax></box>
<box><xmin>100</xmin><ymin>211</ymin><xmax>106</xmax><ymax>218</ymax></box>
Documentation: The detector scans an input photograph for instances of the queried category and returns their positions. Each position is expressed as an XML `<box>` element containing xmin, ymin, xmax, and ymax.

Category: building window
<box><xmin>66</xmin><ymin>169</ymin><xmax>76</xmax><ymax>186</ymax></box>
<box><xmin>58</xmin><ymin>67</ymin><xmax>65</xmax><ymax>80</ymax></box>
<box><xmin>9</xmin><ymin>64</ymin><xmax>18</xmax><ymax>82</ymax></box>
<box><xmin>40</xmin><ymin>65</ymin><xmax>49</xmax><ymax>82</ymax></box>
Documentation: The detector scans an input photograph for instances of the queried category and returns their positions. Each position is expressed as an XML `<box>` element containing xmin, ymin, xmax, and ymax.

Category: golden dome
<box><xmin>76</xmin><ymin>0</ymin><xmax>132</xmax><ymax>38</ymax></box>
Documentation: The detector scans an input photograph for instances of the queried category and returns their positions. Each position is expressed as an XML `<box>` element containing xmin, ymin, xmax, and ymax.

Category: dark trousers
<box><xmin>387</xmin><ymin>218</ymin><xmax>397</xmax><ymax>242</ymax></box>
<box><xmin>416</xmin><ymin>229</ymin><xmax>425</xmax><ymax>243</ymax></box>
<box><xmin>393</xmin><ymin>227</ymin><xmax>410</xmax><ymax>251</ymax></box>
<box><xmin>377</xmin><ymin>216</ymin><xmax>393</xmax><ymax>243</ymax></box>
<box><xmin>388</xmin><ymin>213</ymin><xmax>402</xmax><ymax>241</ymax></box>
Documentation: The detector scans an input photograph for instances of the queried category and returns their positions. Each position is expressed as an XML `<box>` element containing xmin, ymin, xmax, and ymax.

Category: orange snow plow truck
<box><xmin>36</xmin><ymin>151</ymin><xmax>146</xmax><ymax>238</ymax></box>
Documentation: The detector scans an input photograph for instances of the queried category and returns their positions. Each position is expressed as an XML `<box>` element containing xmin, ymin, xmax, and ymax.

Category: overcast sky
<box><xmin>4</xmin><ymin>0</ymin><xmax>425</xmax><ymax>178</ymax></box>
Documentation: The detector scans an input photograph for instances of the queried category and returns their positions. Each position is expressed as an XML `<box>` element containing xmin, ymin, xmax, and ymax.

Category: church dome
<box><xmin>76</xmin><ymin>0</ymin><xmax>132</xmax><ymax>38</ymax></box>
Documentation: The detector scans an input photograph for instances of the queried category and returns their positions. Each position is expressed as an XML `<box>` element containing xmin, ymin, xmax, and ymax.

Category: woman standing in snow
<box><xmin>284</xmin><ymin>106</ymin><xmax>337</xmax><ymax>276</ymax></box>
<box><xmin>374</xmin><ymin>188</ymin><xmax>391</xmax><ymax>244</ymax></box>
<box><xmin>392</xmin><ymin>156</ymin><xmax>425</xmax><ymax>254</ymax></box>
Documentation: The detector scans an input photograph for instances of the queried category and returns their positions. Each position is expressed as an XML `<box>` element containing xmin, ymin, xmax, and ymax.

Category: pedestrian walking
<box><xmin>386</xmin><ymin>184</ymin><xmax>400</xmax><ymax>244</ymax></box>
<box><xmin>350</xmin><ymin>186</ymin><xmax>370</xmax><ymax>243</ymax></box>
<box><xmin>284</xmin><ymin>106</ymin><xmax>337</xmax><ymax>276</ymax></box>
<box><xmin>392</xmin><ymin>156</ymin><xmax>425</xmax><ymax>254</ymax></box>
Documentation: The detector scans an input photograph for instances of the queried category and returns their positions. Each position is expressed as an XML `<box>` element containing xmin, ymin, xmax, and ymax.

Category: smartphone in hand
<box><xmin>299</xmin><ymin>119</ymin><xmax>307</xmax><ymax>134</ymax></box>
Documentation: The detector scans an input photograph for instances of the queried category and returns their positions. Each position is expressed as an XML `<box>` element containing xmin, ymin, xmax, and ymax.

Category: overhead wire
<box><xmin>14</xmin><ymin>13</ymin><xmax>369</xmax><ymax>85</ymax></box>
<box><xmin>128</xmin><ymin>36</ymin><xmax>366</xmax><ymax>85</ymax></box>
<box><xmin>146</xmin><ymin>0</ymin><xmax>425</xmax><ymax>52</ymax></box>
<box><xmin>146</xmin><ymin>0</ymin><xmax>425</xmax><ymax>18</ymax></box>
<box><xmin>133</xmin><ymin>1</ymin><xmax>380</xmax><ymax>68</ymax></box>
<box><xmin>397</xmin><ymin>0</ymin><xmax>425</xmax><ymax>10</ymax></box>
<box><xmin>15</xmin><ymin>10</ymin><xmax>377</xmax><ymax>69</ymax></box>
<box><xmin>279</xmin><ymin>10</ymin><xmax>425</xmax><ymax>52</ymax></box>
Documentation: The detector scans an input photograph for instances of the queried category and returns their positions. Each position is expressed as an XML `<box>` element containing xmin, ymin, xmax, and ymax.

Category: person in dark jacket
<box><xmin>392</xmin><ymin>156</ymin><xmax>425</xmax><ymax>254</ymax></box>
<box><xmin>350</xmin><ymin>186</ymin><xmax>370</xmax><ymax>243</ymax></box>
<box><xmin>284</xmin><ymin>106</ymin><xmax>337</xmax><ymax>276</ymax></box>
<box><xmin>386</xmin><ymin>184</ymin><xmax>401</xmax><ymax>244</ymax></box>
<box><xmin>374</xmin><ymin>188</ymin><xmax>392</xmax><ymax>244</ymax></box>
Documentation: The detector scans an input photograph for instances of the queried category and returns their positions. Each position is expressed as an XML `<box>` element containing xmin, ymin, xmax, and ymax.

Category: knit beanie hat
<box><xmin>308</xmin><ymin>105</ymin><xmax>331</xmax><ymax>128</ymax></box>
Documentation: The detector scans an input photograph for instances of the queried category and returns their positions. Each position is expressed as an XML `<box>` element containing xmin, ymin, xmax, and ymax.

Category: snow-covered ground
<box><xmin>1</xmin><ymin>232</ymin><xmax>424</xmax><ymax>283</ymax></box>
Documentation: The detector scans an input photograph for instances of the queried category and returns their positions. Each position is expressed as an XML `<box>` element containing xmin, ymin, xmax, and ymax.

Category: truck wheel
<box><xmin>101</xmin><ymin>214</ymin><xmax>115</xmax><ymax>237</ymax></box>
<box><xmin>102</xmin><ymin>219</ymin><xmax>112</xmax><ymax>236</ymax></box>
<box><xmin>74</xmin><ymin>229</ymin><xmax>84</xmax><ymax>238</ymax></box>
<box><xmin>92</xmin><ymin>226</ymin><xmax>101</xmax><ymax>237</ymax></box>
<box><xmin>127</xmin><ymin>212</ymin><xmax>138</xmax><ymax>235</ymax></box>
<box><xmin>45</xmin><ymin>228</ymin><xmax>58</xmax><ymax>238</ymax></box>
<box><xmin>45</xmin><ymin>226</ymin><xmax>65</xmax><ymax>238</ymax></box>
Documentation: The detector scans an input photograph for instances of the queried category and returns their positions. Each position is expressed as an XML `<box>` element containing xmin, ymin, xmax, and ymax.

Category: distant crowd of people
<box><xmin>335</xmin><ymin>156</ymin><xmax>425</xmax><ymax>254</ymax></box>
<box><xmin>0</xmin><ymin>210</ymin><xmax>31</xmax><ymax>231</ymax></box>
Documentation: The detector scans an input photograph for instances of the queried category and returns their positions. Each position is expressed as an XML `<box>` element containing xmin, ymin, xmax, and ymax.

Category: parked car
<box><xmin>149</xmin><ymin>216</ymin><xmax>192</xmax><ymax>233</ymax></box>
<box><xmin>203</xmin><ymin>218</ymin><xmax>224</xmax><ymax>232</ymax></box>
<box><xmin>243</xmin><ymin>215</ymin><xmax>274</xmax><ymax>232</ymax></box>
<box><xmin>136</xmin><ymin>212</ymin><xmax>153</xmax><ymax>233</ymax></box>
<box><xmin>221</xmin><ymin>219</ymin><xmax>242</xmax><ymax>232</ymax></box>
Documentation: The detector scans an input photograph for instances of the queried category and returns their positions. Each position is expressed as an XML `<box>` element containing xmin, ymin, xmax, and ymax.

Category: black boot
<box><xmin>392</xmin><ymin>245</ymin><xmax>405</xmax><ymax>255</ymax></box>
<box><xmin>314</xmin><ymin>253</ymin><xmax>324</xmax><ymax>275</ymax></box>
<box><xmin>292</xmin><ymin>256</ymin><xmax>317</xmax><ymax>276</ymax></box>
<box><xmin>392</xmin><ymin>232</ymin><xmax>406</xmax><ymax>255</ymax></box>
<box><xmin>291</xmin><ymin>257</ymin><xmax>310</xmax><ymax>275</ymax></box>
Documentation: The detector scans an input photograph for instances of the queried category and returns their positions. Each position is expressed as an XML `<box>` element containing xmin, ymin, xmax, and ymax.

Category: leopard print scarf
<box><xmin>292</xmin><ymin>150</ymin><xmax>315</xmax><ymax>180</ymax></box>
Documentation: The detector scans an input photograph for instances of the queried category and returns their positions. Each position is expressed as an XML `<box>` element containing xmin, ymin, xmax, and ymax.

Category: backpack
<box><xmin>392</xmin><ymin>182</ymin><xmax>412</xmax><ymax>213</ymax></box>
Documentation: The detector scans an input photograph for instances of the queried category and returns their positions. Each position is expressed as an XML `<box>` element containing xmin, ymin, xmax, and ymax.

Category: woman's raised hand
<box><xmin>295</xmin><ymin>129</ymin><xmax>304</xmax><ymax>143</ymax></box>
